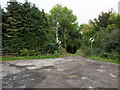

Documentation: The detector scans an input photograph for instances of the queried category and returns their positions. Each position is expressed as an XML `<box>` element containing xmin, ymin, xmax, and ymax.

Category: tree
<box><xmin>2</xmin><ymin>1</ymin><xmax>23</xmax><ymax>53</ymax></box>
<box><xmin>50</xmin><ymin>4</ymin><xmax>81</xmax><ymax>53</ymax></box>
<box><xmin>2</xmin><ymin>1</ymin><xmax>56</xmax><ymax>55</ymax></box>
<box><xmin>89</xmin><ymin>11</ymin><xmax>112</xmax><ymax>31</ymax></box>
<box><xmin>19</xmin><ymin>1</ymin><xmax>51</xmax><ymax>54</ymax></box>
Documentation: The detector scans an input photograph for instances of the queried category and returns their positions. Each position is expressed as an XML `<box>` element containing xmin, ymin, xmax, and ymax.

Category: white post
<box><xmin>56</xmin><ymin>22</ymin><xmax>61</xmax><ymax>54</ymax></box>
<box><xmin>56</xmin><ymin>22</ymin><xmax>58</xmax><ymax>43</ymax></box>
<box><xmin>89</xmin><ymin>38</ymin><xmax>94</xmax><ymax>49</ymax></box>
<box><xmin>91</xmin><ymin>42</ymin><xmax>92</xmax><ymax>49</ymax></box>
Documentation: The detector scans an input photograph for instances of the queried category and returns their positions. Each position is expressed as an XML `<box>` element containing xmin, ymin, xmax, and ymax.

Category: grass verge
<box><xmin>1</xmin><ymin>53</ymin><xmax>119</xmax><ymax>64</ymax></box>
<box><xmin>86</xmin><ymin>56</ymin><xmax>119</xmax><ymax>64</ymax></box>
<box><xmin>75</xmin><ymin>50</ymin><xmax>119</xmax><ymax>64</ymax></box>
<box><xmin>69</xmin><ymin>53</ymin><xmax>119</xmax><ymax>64</ymax></box>
<box><xmin>1</xmin><ymin>54</ymin><xmax>61</xmax><ymax>61</ymax></box>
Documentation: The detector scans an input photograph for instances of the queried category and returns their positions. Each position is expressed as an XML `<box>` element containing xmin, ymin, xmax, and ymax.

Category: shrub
<box><xmin>20</xmin><ymin>48</ymin><xmax>30</xmax><ymax>56</ymax></box>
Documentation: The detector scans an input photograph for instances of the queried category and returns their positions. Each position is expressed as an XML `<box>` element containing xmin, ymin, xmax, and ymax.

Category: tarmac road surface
<box><xmin>0</xmin><ymin>56</ymin><xmax>119</xmax><ymax>88</ymax></box>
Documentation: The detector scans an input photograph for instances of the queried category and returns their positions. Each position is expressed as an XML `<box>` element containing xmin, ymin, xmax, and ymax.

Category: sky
<box><xmin>0</xmin><ymin>0</ymin><xmax>119</xmax><ymax>25</ymax></box>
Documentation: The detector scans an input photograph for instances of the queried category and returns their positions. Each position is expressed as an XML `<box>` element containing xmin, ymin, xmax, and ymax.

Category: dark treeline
<box><xmin>2</xmin><ymin>1</ymin><xmax>81</xmax><ymax>56</ymax></box>
<box><xmin>1</xmin><ymin>1</ymin><xmax>120</xmax><ymax>60</ymax></box>
<box><xmin>2</xmin><ymin>1</ymin><xmax>52</xmax><ymax>56</ymax></box>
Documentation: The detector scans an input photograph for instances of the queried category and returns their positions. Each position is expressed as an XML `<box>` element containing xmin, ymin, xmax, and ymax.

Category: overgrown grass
<box><xmin>1</xmin><ymin>53</ymin><xmax>119</xmax><ymax>64</ymax></box>
<box><xmin>1</xmin><ymin>54</ymin><xmax>61</xmax><ymax>61</ymax></box>
<box><xmin>70</xmin><ymin>53</ymin><xmax>119</xmax><ymax>64</ymax></box>
<box><xmin>86</xmin><ymin>56</ymin><xmax>119</xmax><ymax>64</ymax></box>
<box><xmin>75</xmin><ymin>49</ymin><xmax>120</xmax><ymax>64</ymax></box>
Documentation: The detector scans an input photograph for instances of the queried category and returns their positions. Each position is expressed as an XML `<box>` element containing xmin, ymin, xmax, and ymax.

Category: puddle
<box><xmin>64</xmin><ymin>75</ymin><xmax>78</xmax><ymax>79</ymax></box>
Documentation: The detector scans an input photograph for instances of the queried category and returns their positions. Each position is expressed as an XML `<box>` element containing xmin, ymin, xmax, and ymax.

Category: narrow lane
<box><xmin>1</xmin><ymin>56</ymin><xmax>119</xmax><ymax>88</ymax></box>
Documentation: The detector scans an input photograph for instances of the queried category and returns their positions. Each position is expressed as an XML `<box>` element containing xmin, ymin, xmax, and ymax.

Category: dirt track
<box><xmin>1</xmin><ymin>56</ymin><xmax>119</xmax><ymax>88</ymax></box>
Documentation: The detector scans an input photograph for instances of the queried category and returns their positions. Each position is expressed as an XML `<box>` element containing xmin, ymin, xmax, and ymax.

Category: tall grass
<box><xmin>2</xmin><ymin>54</ymin><xmax>61</xmax><ymax>61</ymax></box>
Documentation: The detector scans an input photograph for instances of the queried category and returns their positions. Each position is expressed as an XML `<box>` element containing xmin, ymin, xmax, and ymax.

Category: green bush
<box><xmin>20</xmin><ymin>49</ymin><xmax>41</xmax><ymax>56</ymax></box>
<box><xmin>20</xmin><ymin>48</ymin><xmax>30</xmax><ymax>56</ymax></box>
<box><xmin>29</xmin><ymin>49</ymin><xmax>40</xmax><ymax>56</ymax></box>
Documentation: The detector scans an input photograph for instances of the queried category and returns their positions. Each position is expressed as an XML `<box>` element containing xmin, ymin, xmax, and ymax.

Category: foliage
<box><xmin>2</xmin><ymin>1</ymin><xmax>119</xmax><ymax>63</ymax></box>
<box><xmin>50</xmin><ymin>4</ymin><xmax>81</xmax><ymax>53</ymax></box>
<box><xmin>2</xmin><ymin>1</ymin><xmax>56</xmax><ymax>55</ymax></box>
<box><xmin>79</xmin><ymin>10</ymin><xmax>119</xmax><ymax>60</ymax></box>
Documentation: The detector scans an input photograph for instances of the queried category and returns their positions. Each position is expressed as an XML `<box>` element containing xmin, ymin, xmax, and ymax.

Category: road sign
<box><xmin>57</xmin><ymin>39</ymin><xmax>61</xmax><ymax>44</ymax></box>
<box><xmin>89</xmin><ymin>38</ymin><xmax>94</xmax><ymax>42</ymax></box>
<box><xmin>89</xmin><ymin>38</ymin><xmax>94</xmax><ymax>49</ymax></box>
